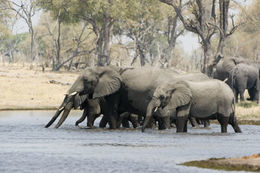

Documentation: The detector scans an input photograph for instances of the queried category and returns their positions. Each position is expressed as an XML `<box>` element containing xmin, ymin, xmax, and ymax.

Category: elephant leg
<box><xmin>108</xmin><ymin>115</ymin><xmax>117</xmax><ymax>129</ymax></box>
<box><xmin>229</xmin><ymin>113</ymin><xmax>242</xmax><ymax>133</ymax></box>
<box><xmin>87</xmin><ymin>114</ymin><xmax>100</xmax><ymax>127</ymax></box>
<box><xmin>117</xmin><ymin>112</ymin><xmax>130</xmax><ymax>128</ymax></box>
<box><xmin>161</xmin><ymin>116</ymin><xmax>171</xmax><ymax>130</ymax></box>
<box><xmin>233</xmin><ymin>89</ymin><xmax>239</xmax><ymax>103</ymax></box>
<box><xmin>158</xmin><ymin>116</ymin><xmax>171</xmax><ymax>130</ymax></box>
<box><xmin>183</xmin><ymin>120</ymin><xmax>188</xmax><ymax>132</ymax></box>
<box><xmin>176</xmin><ymin>104</ymin><xmax>190</xmax><ymax>133</ymax></box>
<box><xmin>176</xmin><ymin>116</ymin><xmax>188</xmax><ymax>133</ymax></box>
<box><xmin>238</xmin><ymin>89</ymin><xmax>245</xmax><ymax>102</ymax></box>
<box><xmin>99</xmin><ymin>116</ymin><xmax>108</xmax><ymax>128</ymax></box>
<box><xmin>122</xmin><ymin>118</ymin><xmax>130</xmax><ymax>128</ymax></box>
<box><xmin>129</xmin><ymin>114</ymin><xmax>139</xmax><ymax>128</ymax></box>
<box><xmin>248</xmin><ymin>87</ymin><xmax>259</xmax><ymax>103</ymax></box>
<box><xmin>203</xmin><ymin>120</ymin><xmax>210</xmax><ymax>128</ymax></box>
<box><xmin>75</xmin><ymin>109</ymin><xmax>88</xmax><ymax>126</ymax></box>
<box><xmin>189</xmin><ymin>117</ymin><xmax>199</xmax><ymax>128</ymax></box>
<box><xmin>217</xmin><ymin>114</ymin><xmax>229</xmax><ymax>133</ymax></box>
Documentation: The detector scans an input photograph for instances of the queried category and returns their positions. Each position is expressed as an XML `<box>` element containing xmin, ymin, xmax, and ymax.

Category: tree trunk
<box><xmin>56</xmin><ymin>18</ymin><xmax>61</xmax><ymax>70</ymax></box>
<box><xmin>97</xmin><ymin>18</ymin><xmax>113</xmax><ymax>66</ymax></box>
<box><xmin>30</xmin><ymin>29</ymin><xmax>35</xmax><ymax>61</ymax></box>
<box><xmin>202</xmin><ymin>42</ymin><xmax>213</xmax><ymax>74</ymax></box>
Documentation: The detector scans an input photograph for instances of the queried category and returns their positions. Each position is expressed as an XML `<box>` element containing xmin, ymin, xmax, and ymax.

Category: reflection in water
<box><xmin>0</xmin><ymin>111</ymin><xmax>259</xmax><ymax>173</ymax></box>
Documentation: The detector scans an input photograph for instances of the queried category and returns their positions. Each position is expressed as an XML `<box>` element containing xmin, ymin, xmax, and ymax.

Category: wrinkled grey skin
<box><xmin>230</xmin><ymin>63</ymin><xmax>259</xmax><ymax>103</ymax></box>
<box><xmin>143</xmin><ymin>80</ymin><xmax>242</xmax><ymax>133</ymax></box>
<box><xmin>75</xmin><ymin>98</ymin><xmax>101</xmax><ymax>128</ymax></box>
<box><xmin>45</xmin><ymin>66</ymin><xmax>122</xmax><ymax>129</ymax></box>
<box><xmin>213</xmin><ymin>57</ymin><xmax>260</xmax><ymax>103</ymax></box>
<box><xmin>118</xmin><ymin>68</ymin><xmax>210</xmax><ymax>130</ymax></box>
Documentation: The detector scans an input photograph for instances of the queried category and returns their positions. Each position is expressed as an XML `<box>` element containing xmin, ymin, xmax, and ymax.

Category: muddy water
<box><xmin>0</xmin><ymin>111</ymin><xmax>259</xmax><ymax>173</ymax></box>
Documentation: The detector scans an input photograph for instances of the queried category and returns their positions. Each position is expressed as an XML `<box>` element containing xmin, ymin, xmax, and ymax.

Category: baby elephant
<box><xmin>143</xmin><ymin>79</ymin><xmax>242</xmax><ymax>133</ymax></box>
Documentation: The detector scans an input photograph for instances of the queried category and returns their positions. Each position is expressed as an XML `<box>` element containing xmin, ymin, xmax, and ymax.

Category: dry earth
<box><xmin>0</xmin><ymin>64</ymin><xmax>79</xmax><ymax>110</ymax></box>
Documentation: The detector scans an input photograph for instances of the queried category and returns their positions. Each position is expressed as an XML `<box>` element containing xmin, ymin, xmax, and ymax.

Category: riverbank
<box><xmin>182</xmin><ymin>153</ymin><xmax>260</xmax><ymax>172</ymax></box>
<box><xmin>0</xmin><ymin>64</ymin><xmax>79</xmax><ymax>110</ymax></box>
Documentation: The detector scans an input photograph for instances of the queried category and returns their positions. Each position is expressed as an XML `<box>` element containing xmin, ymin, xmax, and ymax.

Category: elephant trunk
<box><xmin>142</xmin><ymin>98</ymin><xmax>160</xmax><ymax>132</ymax></box>
<box><xmin>55</xmin><ymin>103</ymin><xmax>73</xmax><ymax>128</ymax></box>
<box><xmin>45</xmin><ymin>106</ymin><xmax>64</xmax><ymax>128</ymax></box>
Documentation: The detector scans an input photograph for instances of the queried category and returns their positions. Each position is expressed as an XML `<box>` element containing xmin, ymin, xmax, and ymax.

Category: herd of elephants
<box><xmin>45</xmin><ymin>55</ymin><xmax>260</xmax><ymax>134</ymax></box>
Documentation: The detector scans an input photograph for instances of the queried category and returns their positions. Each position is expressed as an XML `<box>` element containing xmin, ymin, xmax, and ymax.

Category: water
<box><xmin>0</xmin><ymin>111</ymin><xmax>259</xmax><ymax>173</ymax></box>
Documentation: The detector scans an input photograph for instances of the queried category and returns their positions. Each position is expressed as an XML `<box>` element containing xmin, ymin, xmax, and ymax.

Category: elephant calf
<box><xmin>143</xmin><ymin>80</ymin><xmax>242</xmax><ymax>133</ymax></box>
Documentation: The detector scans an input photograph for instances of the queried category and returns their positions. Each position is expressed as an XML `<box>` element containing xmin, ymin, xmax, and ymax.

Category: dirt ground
<box><xmin>0</xmin><ymin>64</ymin><xmax>79</xmax><ymax>110</ymax></box>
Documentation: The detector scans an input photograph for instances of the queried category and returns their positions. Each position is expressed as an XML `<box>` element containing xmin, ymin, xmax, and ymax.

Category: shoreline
<box><xmin>182</xmin><ymin>153</ymin><xmax>260</xmax><ymax>172</ymax></box>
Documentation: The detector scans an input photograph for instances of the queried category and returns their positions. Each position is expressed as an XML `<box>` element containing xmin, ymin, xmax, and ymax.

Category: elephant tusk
<box><xmin>223</xmin><ymin>78</ymin><xmax>228</xmax><ymax>83</ymax></box>
<box><xmin>69</xmin><ymin>91</ymin><xmax>77</xmax><ymax>96</ymax></box>
<box><xmin>154</xmin><ymin>107</ymin><xmax>158</xmax><ymax>112</ymax></box>
<box><xmin>59</xmin><ymin>106</ymin><xmax>65</xmax><ymax>111</ymax></box>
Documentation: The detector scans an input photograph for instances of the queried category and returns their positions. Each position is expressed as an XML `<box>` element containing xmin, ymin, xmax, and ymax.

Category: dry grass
<box><xmin>0</xmin><ymin>63</ymin><xmax>79</xmax><ymax>110</ymax></box>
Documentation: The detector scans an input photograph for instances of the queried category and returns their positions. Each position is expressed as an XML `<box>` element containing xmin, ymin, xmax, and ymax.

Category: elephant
<box><xmin>142</xmin><ymin>79</ymin><xmax>242</xmax><ymax>133</ymax></box>
<box><xmin>212</xmin><ymin>56</ymin><xmax>259</xmax><ymax>103</ymax></box>
<box><xmin>45</xmin><ymin>66</ymin><xmax>122</xmax><ymax>129</ymax></box>
<box><xmin>45</xmin><ymin>66</ymin><xmax>209</xmax><ymax>130</ymax></box>
<box><xmin>230</xmin><ymin>63</ymin><xmax>259</xmax><ymax>103</ymax></box>
<box><xmin>117</xmin><ymin>68</ymin><xmax>210</xmax><ymax>130</ymax></box>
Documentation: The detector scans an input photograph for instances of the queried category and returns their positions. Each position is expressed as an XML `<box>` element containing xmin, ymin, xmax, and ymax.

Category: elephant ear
<box><xmin>93</xmin><ymin>69</ymin><xmax>121</xmax><ymax>98</ymax></box>
<box><xmin>223</xmin><ymin>58</ymin><xmax>236</xmax><ymax>74</ymax></box>
<box><xmin>167</xmin><ymin>81</ymin><xmax>192</xmax><ymax>110</ymax></box>
<box><xmin>73</xmin><ymin>93</ymin><xmax>88</xmax><ymax>109</ymax></box>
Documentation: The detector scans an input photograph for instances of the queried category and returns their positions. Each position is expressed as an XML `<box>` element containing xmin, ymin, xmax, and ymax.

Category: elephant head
<box><xmin>45</xmin><ymin>66</ymin><xmax>122</xmax><ymax>128</ymax></box>
<box><xmin>142</xmin><ymin>81</ymin><xmax>192</xmax><ymax>132</ymax></box>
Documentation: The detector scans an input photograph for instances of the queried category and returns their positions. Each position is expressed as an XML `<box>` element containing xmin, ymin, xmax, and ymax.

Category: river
<box><xmin>0</xmin><ymin>111</ymin><xmax>259</xmax><ymax>173</ymax></box>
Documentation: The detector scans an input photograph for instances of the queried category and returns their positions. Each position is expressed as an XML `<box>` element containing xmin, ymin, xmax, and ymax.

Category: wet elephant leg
<box><xmin>75</xmin><ymin>109</ymin><xmax>88</xmax><ymax>126</ymax></box>
<box><xmin>229</xmin><ymin>113</ymin><xmax>242</xmax><ymax>133</ymax></box>
<box><xmin>122</xmin><ymin>119</ymin><xmax>130</xmax><ymax>128</ymax></box>
<box><xmin>189</xmin><ymin>117</ymin><xmax>199</xmax><ymax>128</ymax></box>
<box><xmin>176</xmin><ymin>116</ymin><xmax>188</xmax><ymax>133</ymax></box>
<box><xmin>99</xmin><ymin>116</ymin><xmax>108</xmax><ymax>128</ymax></box>
<box><xmin>176</xmin><ymin>104</ymin><xmax>190</xmax><ymax>133</ymax></box>
<box><xmin>203</xmin><ymin>120</ymin><xmax>210</xmax><ymax>128</ymax></box>
<box><xmin>158</xmin><ymin>116</ymin><xmax>170</xmax><ymax>130</ymax></box>
<box><xmin>129</xmin><ymin>114</ymin><xmax>139</xmax><ymax>128</ymax></box>
<box><xmin>117</xmin><ymin>112</ymin><xmax>130</xmax><ymax>128</ymax></box>
<box><xmin>217</xmin><ymin>114</ymin><xmax>229</xmax><ymax>133</ymax></box>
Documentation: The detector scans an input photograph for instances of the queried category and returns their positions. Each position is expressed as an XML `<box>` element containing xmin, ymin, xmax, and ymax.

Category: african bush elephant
<box><xmin>117</xmin><ymin>68</ymin><xmax>210</xmax><ymax>130</ymax></box>
<box><xmin>45</xmin><ymin>66</ymin><xmax>122</xmax><ymax>129</ymax></box>
<box><xmin>45</xmin><ymin>66</ymin><xmax>209</xmax><ymax>130</ymax></box>
<box><xmin>212</xmin><ymin>56</ymin><xmax>259</xmax><ymax>103</ymax></box>
<box><xmin>143</xmin><ymin>80</ymin><xmax>242</xmax><ymax>133</ymax></box>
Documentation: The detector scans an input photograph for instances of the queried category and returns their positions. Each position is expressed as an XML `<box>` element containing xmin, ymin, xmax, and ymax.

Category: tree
<box><xmin>35</xmin><ymin>12</ymin><xmax>96</xmax><ymax>70</ymax></box>
<box><xmin>160</xmin><ymin>0</ymin><xmax>240</xmax><ymax>73</ymax></box>
<box><xmin>6</xmin><ymin>0</ymin><xmax>39</xmax><ymax>62</ymax></box>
